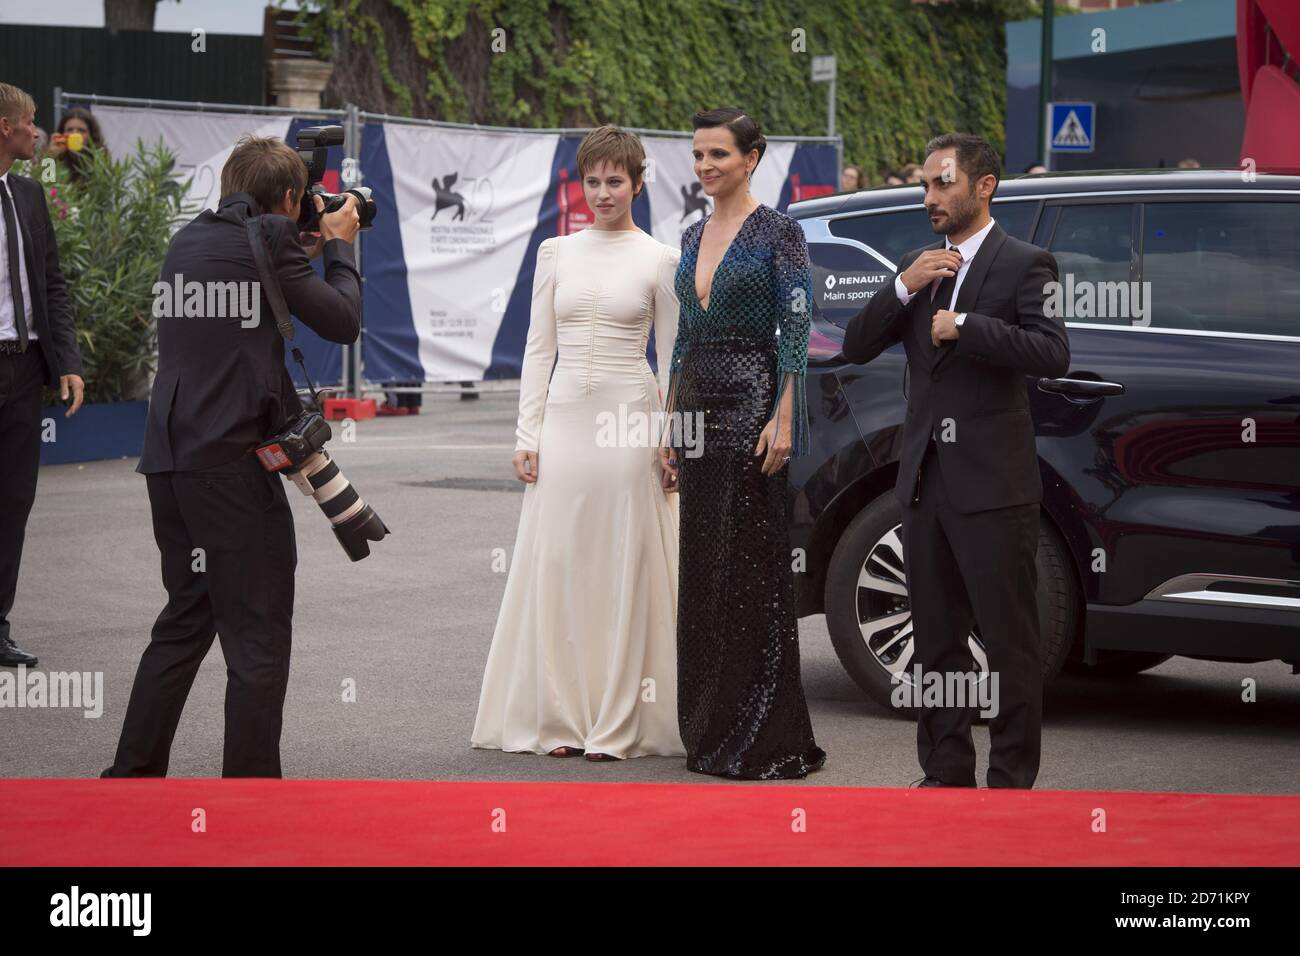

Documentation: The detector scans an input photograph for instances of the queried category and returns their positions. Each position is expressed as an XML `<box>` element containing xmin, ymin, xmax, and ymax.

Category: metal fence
<box><xmin>58</xmin><ymin>90</ymin><xmax>842</xmax><ymax>400</ymax></box>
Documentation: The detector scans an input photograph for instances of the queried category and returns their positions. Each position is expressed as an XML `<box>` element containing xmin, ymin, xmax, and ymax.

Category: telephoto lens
<box><xmin>285</xmin><ymin>450</ymin><xmax>391</xmax><ymax>561</ymax></box>
<box><xmin>330</xmin><ymin>186</ymin><xmax>377</xmax><ymax>228</ymax></box>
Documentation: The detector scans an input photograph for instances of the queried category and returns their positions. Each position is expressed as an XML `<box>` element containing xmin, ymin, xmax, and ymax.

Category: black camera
<box><xmin>255</xmin><ymin>357</ymin><xmax>390</xmax><ymax>562</ymax></box>
<box><xmin>296</xmin><ymin>125</ymin><xmax>377</xmax><ymax>233</ymax></box>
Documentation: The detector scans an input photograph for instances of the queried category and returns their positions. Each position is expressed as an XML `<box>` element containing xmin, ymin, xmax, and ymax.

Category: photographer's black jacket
<box><xmin>138</xmin><ymin>193</ymin><xmax>360</xmax><ymax>473</ymax></box>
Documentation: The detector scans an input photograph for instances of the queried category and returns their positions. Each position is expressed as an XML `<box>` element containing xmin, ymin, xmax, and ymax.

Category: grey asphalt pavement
<box><xmin>3</xmin><ymin>390</ymin><xmax>1298</xmax><ymax>792</ymax></box>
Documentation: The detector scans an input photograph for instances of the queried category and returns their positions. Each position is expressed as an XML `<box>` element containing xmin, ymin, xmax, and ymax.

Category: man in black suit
<box><xmin>0</xmin><ymin>83</ymin><xmax>85</xmax><ymax>668</ymax></box>
<box><xmin>103</xmin><ymin>134</ymin><xmax>361</xmax><ymax>777</ymax></box>
<box><xmin>843</xmin><ymin>133</ymin><xmax>1069</xmax><ymax>789</ymax></box>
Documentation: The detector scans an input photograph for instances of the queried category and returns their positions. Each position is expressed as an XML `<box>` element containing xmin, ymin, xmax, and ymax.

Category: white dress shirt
<box><xmin>0</xmin><ymin>170</ymin><xmax>37</xmax><ymax>342</ymax></box>
<box><xmin>893</xmin><ymin>216</ymin><xmax>997</xmax><ymax>327</ymax></box>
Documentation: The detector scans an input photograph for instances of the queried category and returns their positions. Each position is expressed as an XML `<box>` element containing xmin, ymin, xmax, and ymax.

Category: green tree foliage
<box><xmin>14</xmin><ymin>142</ymin><xmax>191</xmax><ymax>403</ymax></box>
<box><xmin>304</xmin><ymin>0</ymin><xmax>1035</xmax><ymax>183</ymax></box>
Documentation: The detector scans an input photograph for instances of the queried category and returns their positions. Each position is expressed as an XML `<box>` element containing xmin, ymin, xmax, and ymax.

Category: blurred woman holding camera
<box><xmin>48</xmin><ymin>108</ymin><xmax>108</xmax><ymax>184</ymax></box>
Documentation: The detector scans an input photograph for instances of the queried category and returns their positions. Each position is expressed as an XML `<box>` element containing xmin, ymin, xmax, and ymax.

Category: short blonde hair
<box><xmin>0</xmin><ymin>83</ymin><xmax>37</xmax><ymax>124</ymax></box>
<box><xmin>220</xmin><ymin>134</ymin><xmax>308</xmax><ymax>214</ymax></box>
<box><xmin>576</xmin><ymin>125</ymin><xmax>646</xmax><ymax>195</ymax></box>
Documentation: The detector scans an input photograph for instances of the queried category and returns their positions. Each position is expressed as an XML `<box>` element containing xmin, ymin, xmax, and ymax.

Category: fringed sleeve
<box><xmin>769</xmin><ymin>214</ymin><xmax>813</xmax><ymax>457</ymax></box>
<box><xmin>653</xmin><ymin>244</ymin><xmax>683</xmax><ymax>449</ymax></box>
<box><xmin>663</xmin><ymin>244</ymin><xmax>690</xmax><ymax>451</ymax></box>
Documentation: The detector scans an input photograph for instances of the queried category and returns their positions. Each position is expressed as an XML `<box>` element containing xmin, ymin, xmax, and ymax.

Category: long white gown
<box><xmin>471</xmin><ymin>226</ymin><xmax>685</xmax><ymax>758</ymax></box>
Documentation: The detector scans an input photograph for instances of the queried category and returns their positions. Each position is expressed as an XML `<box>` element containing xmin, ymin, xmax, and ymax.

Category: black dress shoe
<box><xmin>911</xmin><ymin>775</ymin><xmax>956</xmax><ymax>788</ymax></box>
<box><xmin>0</xmin><ymin>636</ymin><xmax>36</xmax><ymax>667</ymax></box>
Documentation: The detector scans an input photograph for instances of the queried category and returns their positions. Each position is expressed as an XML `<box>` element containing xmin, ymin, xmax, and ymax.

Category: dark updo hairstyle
<box><xmin>692</xmin><ymin>107</ymin><xmax>766</xmax><ymax>172</ymax></box>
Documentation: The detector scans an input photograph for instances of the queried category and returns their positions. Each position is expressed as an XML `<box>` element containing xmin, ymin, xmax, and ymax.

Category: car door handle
<box><xmin>1037</xmin><ymin>376</ymin><xmax>1125</xmax><ymax>398</ymax></box>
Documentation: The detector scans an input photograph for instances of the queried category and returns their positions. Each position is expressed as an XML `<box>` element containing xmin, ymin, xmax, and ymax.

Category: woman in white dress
<box><xmin>471</xmin><ymin>126</ymin><xmax>684</xmax><ymax>761</ymax></box>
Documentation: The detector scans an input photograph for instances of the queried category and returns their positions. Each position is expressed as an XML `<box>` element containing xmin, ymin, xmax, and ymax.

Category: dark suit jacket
<box><xmin>138</xmin><ymin>192</ymin><xmax>361</xmax><ymax>474</ymax></box>
<box><xmin>5</xmin><ymin>173</ymin><xmax>83</xmax><ymax>387</ymax></box>
<box><xmin>842</xmin><ymin>221</ymin><xmax>1069</xmax><ymax>514</ymax></box>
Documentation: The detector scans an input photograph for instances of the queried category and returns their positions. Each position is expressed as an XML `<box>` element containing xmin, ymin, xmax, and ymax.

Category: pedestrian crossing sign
<box><xmin>1050</xmin><ymin>102</ymin><xmax>1095</xmax><ymax>153</ymax></box>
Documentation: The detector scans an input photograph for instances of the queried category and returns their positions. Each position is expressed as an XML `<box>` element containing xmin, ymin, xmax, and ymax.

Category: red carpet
<box><xmin>2</xmin><ymin>779</ymin><xmax>1296</xmax><ymax>866</ymax></box>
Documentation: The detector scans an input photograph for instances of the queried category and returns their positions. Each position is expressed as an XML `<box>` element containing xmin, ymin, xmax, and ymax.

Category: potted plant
<box><xmin>15</xmin><ymin>140</ymin><xmax>192</xmax><ymax>464</ymax></box>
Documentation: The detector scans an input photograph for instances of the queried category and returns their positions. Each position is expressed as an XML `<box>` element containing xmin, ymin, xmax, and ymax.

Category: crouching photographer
<box><xmin>103</xmin><ymin>133</ymin><xmax>366</xmax><ymax>779</ymax></box>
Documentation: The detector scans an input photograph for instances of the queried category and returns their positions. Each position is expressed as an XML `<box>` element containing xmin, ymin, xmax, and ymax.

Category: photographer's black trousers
<box><xmin>105</xmin><ymin>453</ymin><xmax>297</xmax><ymax>778</ymax></box>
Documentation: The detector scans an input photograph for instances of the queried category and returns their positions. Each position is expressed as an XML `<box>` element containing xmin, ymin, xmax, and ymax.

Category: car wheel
<box><xmin>824</xmin><ymin>491</ymin><xmax>1077</xmax><ymax>713</ymax></box>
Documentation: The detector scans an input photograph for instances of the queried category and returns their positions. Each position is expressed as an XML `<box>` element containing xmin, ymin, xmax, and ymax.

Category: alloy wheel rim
<box><xmin>856</xmin><ymin>523</ymin><xmax>989</xmax><ymax>685</ymax></box>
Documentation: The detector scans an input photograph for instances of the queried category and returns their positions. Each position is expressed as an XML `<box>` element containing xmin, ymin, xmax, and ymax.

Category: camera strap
<box><xmin>244</xmin><ymin>216</ymin><xmax>296</xmax><ymax>341</ymax></box>
<box><xmin>243</xmin><ymin>213</ymin><xmax>324</xmax><ymax>422</ymax></box>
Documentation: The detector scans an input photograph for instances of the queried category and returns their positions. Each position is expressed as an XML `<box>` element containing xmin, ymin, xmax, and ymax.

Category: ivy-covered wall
<box><xmin>307</xmin><ymin>0</ymin><xmax>1036</xmax><ymax>183</ymax></box>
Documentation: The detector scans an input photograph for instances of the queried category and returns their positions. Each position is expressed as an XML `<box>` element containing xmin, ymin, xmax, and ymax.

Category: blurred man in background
<box><xmin>0</xmin><ymin>81</ymin><xmax>84</xmax><ymax>669</ymax></box>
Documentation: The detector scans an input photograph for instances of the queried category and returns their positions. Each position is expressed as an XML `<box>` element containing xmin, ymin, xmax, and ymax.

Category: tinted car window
<box><xmin>990</xmin><ymin>200</ymin><xmax>1039</xmax><ymax>243</ymax></box>
<box><xmin>815</xmin><ymin>210</ymin><xmax>934</xmax><ymax>330</ymax></box>
<box><xmin>1045</xmin><ymin>203</ymin><xmax>1136</xmax><ymax>326</ymax></box>
<box><xmin>828</xmin><ymin>201</ymin><xmax>1039</xmax><ymax>266</ymax></box>
<box><xmin>813</xmin><ymin>201</ymin><xmax>1043</xmax><ymax>331</ymax></box>
<box><xmin>829</xmin><ymin>209</ymin><xmax>934</xmax><ymax>267</ymax></box>
<box><xmin>1142</xmin><ymin>201</ymin><xmax>1300</xmax><ymax>337</ymax></box>
<box><xmin>806</xmin><ymin>241</ymin><xmax>892</xmax><ymax>330</ymax></box>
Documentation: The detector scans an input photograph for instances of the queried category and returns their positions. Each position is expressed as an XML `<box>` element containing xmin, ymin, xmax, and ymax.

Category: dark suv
<box><xmin>787</xmin><ymin>170</ymin><xmax>1300</xmax><ymax>710</ymax></box>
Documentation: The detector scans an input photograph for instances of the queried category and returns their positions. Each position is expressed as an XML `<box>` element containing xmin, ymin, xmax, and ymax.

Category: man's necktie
<box><xmin>0</xmin><ymin>181</ymin><xmax>30</xmax><ymax>349</ymax></box>
<box><xmin>931</xmin><ymin>272</ymin><xmax>957</xmax><ymax>313</ymax></box>
<box><xmin>930</xmin><ymin>243</ymin><xmax>959</xmax><ymax>313</ymax></box>
<box><xmin>928</xmin><ymin>255</ymin><xmax>958</xmax><ymax>353</ymax></box>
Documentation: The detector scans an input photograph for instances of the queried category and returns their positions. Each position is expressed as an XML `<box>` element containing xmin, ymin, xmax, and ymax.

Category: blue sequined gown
<box><xmin>666</xmin><ymin>203</ymin><xmax>826</xmax><ymax>779</ymax></box>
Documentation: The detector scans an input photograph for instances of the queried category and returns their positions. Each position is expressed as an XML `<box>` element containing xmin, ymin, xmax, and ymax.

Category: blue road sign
<box><xmin>1050</xmin><ymin>102</ymin><xmax>1095</xmax><ymax>153</ymax></box>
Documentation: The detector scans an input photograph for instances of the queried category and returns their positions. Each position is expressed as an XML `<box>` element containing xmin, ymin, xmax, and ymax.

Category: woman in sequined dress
<box><xmin>658</xmin><ymin>109</ymin><xmax>826</xmax><ymax>779</ymax></box>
